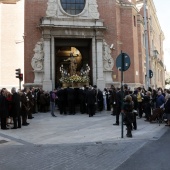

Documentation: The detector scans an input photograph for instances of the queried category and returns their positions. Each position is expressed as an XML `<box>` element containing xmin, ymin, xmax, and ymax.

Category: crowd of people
<box><xmin>0</xmin><ymin>85</ymin><xmax>170</xmax><ymax>138</ymax></box>
<box><xmin>111</xmin><ymin>86</ymin><xmax>170</xmax><ymax>137</ymax></box>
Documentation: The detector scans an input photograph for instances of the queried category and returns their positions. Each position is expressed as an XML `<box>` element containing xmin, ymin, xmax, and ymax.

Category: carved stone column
<box><xmin>51</xmin><ymin>36</ymin><xmax>55</xmax><ymax>89</ymax></box>
<box><xmin>96</xmin><ymin>39</ymin><xmax>105</xmax><ymax>90</ymax></box>
<box><xmin>92</xmin><ymin>37</ymin><xmax>97</xmax><ymax>85</ymax></box>
<box><xmin>43</xmin><ymin>37</ymin><xmax>52</xmax><ymax>91</ymax></box>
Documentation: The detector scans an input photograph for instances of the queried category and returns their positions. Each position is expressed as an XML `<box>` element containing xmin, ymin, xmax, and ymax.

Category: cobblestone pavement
<box><xmin>0</xmin><ymin>111</ymin><xmax>168</xmax><ymax>170</ymax></box>
<box><xmin>0</xmin><ymin>140</ymin><xmax>147</xmax><ymax>170</ymax></box>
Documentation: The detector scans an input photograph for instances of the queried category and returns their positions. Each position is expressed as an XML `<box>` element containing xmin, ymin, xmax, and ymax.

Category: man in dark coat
<box><xmin>143</xmin><ymin>91</ymin><xmax>152</xmax><ymax>121</ymax></box>
<box><xmin>50</xmin><ymin>89</ymin><xmax>57</xmax><ymax>117</ymax></box>
<box><xmin>11</xmin><ymin>87</ymin><xmax>21</xmax><ymax>129</ymax></box>
<box><xmin>27</xmin><ymin>88</ymin><xmax>34</xmax><ymax>119</ymax></box>
<box><xmin>20</xmin><ymin>88</ymin><xmax>30</xmax><ymax>126</ymax></box>
<box><xmin>110</xmin><ymin>87</ymin><xmax>117</xmax><ymax>115</ymax></box>
<box><xmin>57</xmin><ymin>87</ymin><xmax>67</xmax><ymax>115</ymax></box>
<box><xmin>113</xmin><ymin>88</ymin><xmax>122</xmax><ymax>125</ymax></box>
<box><xmin>79</xmin><ymin>87</ymin><xmax>86</xmax><ymax>114</ymax></box>
<box><xmin>86</xmin><ymin>87</ymin><xmax>96</xmax><ymax>117</ymax></box>
<box><xmin>0</xmin><ymin>89</ymin><xmax>9</xmax><ymax>130</ymax></box>
<box><xmin>67</xmin><ymin>87</ymin><xmax>75</xmax><ymax>115</ymax></box>
<box><xmin>39</xmin><ymin>91</ymin><xmax>47</xmax><ymax>112</ymax></box>
<box><xmin>97</xmin><ymin>89</ymin><xmax>103</xmax><ymax>111</ymax></box>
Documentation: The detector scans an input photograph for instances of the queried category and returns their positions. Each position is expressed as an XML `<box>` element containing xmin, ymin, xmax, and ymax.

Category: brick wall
<box><xmin>24</xmin><ymin>0</ymin><xmax>48</xmax><ymax>83</ymax></box>
<box><xmin>97</xmin><ymin>0</ymin><xmax>120</xmax><ymax>82</ymax></box>
<box><xmin>98</xmin><ymin>0</ymin><xmax>140</xmax><ymax>85</ymax></box>
<box><xmin>24</xmin><ymin>0</ymin><xmax>141</xmax><ymax>86</ymax></box>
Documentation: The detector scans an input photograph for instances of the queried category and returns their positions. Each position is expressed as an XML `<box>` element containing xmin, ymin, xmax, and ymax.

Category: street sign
<box><xmin>116</xmin><ymin>51</ymin><xmax>131</xmax><ymax>138</ymax></box>
<box><xmin>149</xmin><ymin>69</ymin><xmax>153</xmax><ymax>78</ymax></box>
<box><xmin>116</xmin><ymin>53</ymin><xmax>131</xmax><ymax>71</ymax></box>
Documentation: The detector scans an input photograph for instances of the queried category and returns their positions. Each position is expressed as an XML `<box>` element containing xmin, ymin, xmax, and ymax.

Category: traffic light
<box><xmin>19</xmin><ymin>73</ymin><xmax>23</xmax><ymax>81</ymax></box>
<box><xmin>15</xmin><ymin>69</ymin><xmax>21</xmax><ymax>78</ymax></box>
<box><xmin>149</xmin><ymin>70</ymin><xmax>153</xmax><ymax>78</ymax></box>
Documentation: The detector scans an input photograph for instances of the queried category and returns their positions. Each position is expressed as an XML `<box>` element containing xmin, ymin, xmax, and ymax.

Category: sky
<box><xmin>154</xmin><ymin>0</ymin><xmax>170</xmax><ymax>72</ymax></box>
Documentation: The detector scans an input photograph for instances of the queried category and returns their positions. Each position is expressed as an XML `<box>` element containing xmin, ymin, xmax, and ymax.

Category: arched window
<box><xmin>61</xmin><ymin>0</ymin><xmax>86</xmax><ymax>15</ymax></box>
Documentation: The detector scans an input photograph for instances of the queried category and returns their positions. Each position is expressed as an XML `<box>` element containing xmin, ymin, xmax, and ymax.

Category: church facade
<box><xmin>24</xmin><ymin>0</ymin><xmax>165</xmax><ymax>91</ymax></box>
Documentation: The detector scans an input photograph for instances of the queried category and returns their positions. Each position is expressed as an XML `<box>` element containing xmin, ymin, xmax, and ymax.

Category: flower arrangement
<box><xmin>59</xmin><ymin>77</ymin><xmax>70</xmax><ymax>83</ymax></box>
<box><xmin>81</xmin><ymin>76</ymin><xmax>89</xmax><ymax>83</ymax></box>
<box><xmin>59</xmin><ymin>75</ymin><xmax>89</xmax><ymax>83</ymax></box>
<box><xmin>69</xmin><ymin>75</ymin><xmax>82</xmax><ymax>82</ymax></box>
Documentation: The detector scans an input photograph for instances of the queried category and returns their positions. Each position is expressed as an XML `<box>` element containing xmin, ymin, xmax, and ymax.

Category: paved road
<box><xmin>0</xmin><ymin>139</ymin><xmax>148</xmax><ymax>170</ymax></box>
<box><xmin>116</xmin><ymin>129</ymin><xmax>170</xmax><ymax>170</ymax></box>
<box><xmin>0</xmin><ymin>111</ymin><xmax>169</xmax><ymax>170</ymax></box>
<box><xmin>0</xmin><ymin>111</ymin><xmax>167</xmax><ymax>145</ymax></box>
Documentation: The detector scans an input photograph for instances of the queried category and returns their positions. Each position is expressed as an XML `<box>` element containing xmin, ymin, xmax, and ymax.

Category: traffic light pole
<box><xmin>144</xmin><ymin>0</ymin><xmax>150</xmax><ymax>89</ymax></box>
<box><xmin>19</xmin><ymin>79</ymin><xmax>21</xmax><ymax>90</ymax></box>
<box><xmin>121</xmin><ymin>50</ymin><xmax>124</xmax><ymax>138</ymax></box>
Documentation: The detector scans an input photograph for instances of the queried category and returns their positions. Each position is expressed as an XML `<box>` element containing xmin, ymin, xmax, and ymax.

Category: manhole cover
<box><xmin>0</xmin><ymin>140</ymin><xmax>8</xmax><ymax>144</ymax></box>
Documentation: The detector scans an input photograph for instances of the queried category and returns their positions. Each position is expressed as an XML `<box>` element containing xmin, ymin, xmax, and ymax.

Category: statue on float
<box><xmin>59</xmin><ymin>53</ymin><xmax>90</xmax><ymax>87</ymax></box>
<box><xmin>64</xmin><ymin>53</ymin><xmax>77</xmax><ymax>76</ymax></box>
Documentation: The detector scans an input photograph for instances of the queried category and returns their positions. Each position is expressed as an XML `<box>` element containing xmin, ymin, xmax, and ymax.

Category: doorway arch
<box><xmin>54</xmin><ymin>38</ymin><xmax>92</xmax><ymax>88</ymax></box>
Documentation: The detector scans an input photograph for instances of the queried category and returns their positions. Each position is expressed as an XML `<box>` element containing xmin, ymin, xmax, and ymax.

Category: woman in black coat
<box><xmin>11</xmin><ymin>87</ymin><xmax>21</xmax><ymax>129</ymax></box>
<box><xmin>86</xmin><ymin>87</ymin><xmax>96</xmax><ymax>117</ymax></box>
<box><xmin>97</xmin><ymin>89</ymin><xmax>103</xmax><ymax>111</ymax></box>
<box><xmin>0</xmin><ymin>89</ymin><xmax>9</xmax><ymax>130</ymax></box>
<box><xmin>122</xmin><ymin>95</ymin><xmax>134</xmax><ymax>138</ymax></box>
<box><xmin>143</xmin><ymin>91</ymin><xmax>152</xmax><ymax>121</ymax></box>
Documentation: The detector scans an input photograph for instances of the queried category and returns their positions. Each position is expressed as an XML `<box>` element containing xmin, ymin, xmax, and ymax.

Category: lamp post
<box><xmin>144</xmin><ymin>0</ymin><xmax>150</xmax><ymax>89</ymax></box>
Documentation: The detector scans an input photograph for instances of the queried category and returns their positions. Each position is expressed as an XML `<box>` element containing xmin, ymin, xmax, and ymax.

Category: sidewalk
<box><xmin>0</xmin><ymin>110</ymin><xmax>168</xmax><ymax>145</ymax></box>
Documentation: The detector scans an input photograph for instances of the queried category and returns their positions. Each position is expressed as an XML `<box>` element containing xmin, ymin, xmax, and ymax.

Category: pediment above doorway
<box><xmin>46</xmin><ymin>0</ymin><xmax>99</xmax><ymax>19</ymax></box>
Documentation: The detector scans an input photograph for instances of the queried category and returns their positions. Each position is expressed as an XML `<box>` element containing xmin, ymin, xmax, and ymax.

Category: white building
<box><xmin>0</xmin><ymin>0</ymin><xmax>24</xmax><ymax>90</ymax></box>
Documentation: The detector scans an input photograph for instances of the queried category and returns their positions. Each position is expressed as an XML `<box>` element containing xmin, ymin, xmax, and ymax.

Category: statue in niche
<box><xmin>31</xmin><ymin>38</ymin><xmax>44</xmax><ymax>71</ymax></box>
<box><xmin>103</xmin><ymin>41</ymin><xmax>114</xmax><ymax>71</ymax></box>
<box><xmin>64</xmin><ymin>53</ymin><xmax>77</xmax><ymax>76</ymax></box>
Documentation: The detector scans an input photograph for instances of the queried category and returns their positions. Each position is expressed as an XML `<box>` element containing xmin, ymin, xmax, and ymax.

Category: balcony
<box><xmin>0</xmin><ymin>0</ymin><xmax>20</xmax><ymax>4</ymax></box>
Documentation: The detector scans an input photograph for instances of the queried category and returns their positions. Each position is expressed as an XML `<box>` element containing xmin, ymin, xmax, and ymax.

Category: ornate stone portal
<box><xmin>29</xmin><ymin>0</ymin><xmax>110</xmax><ymax>90</ymax></box>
